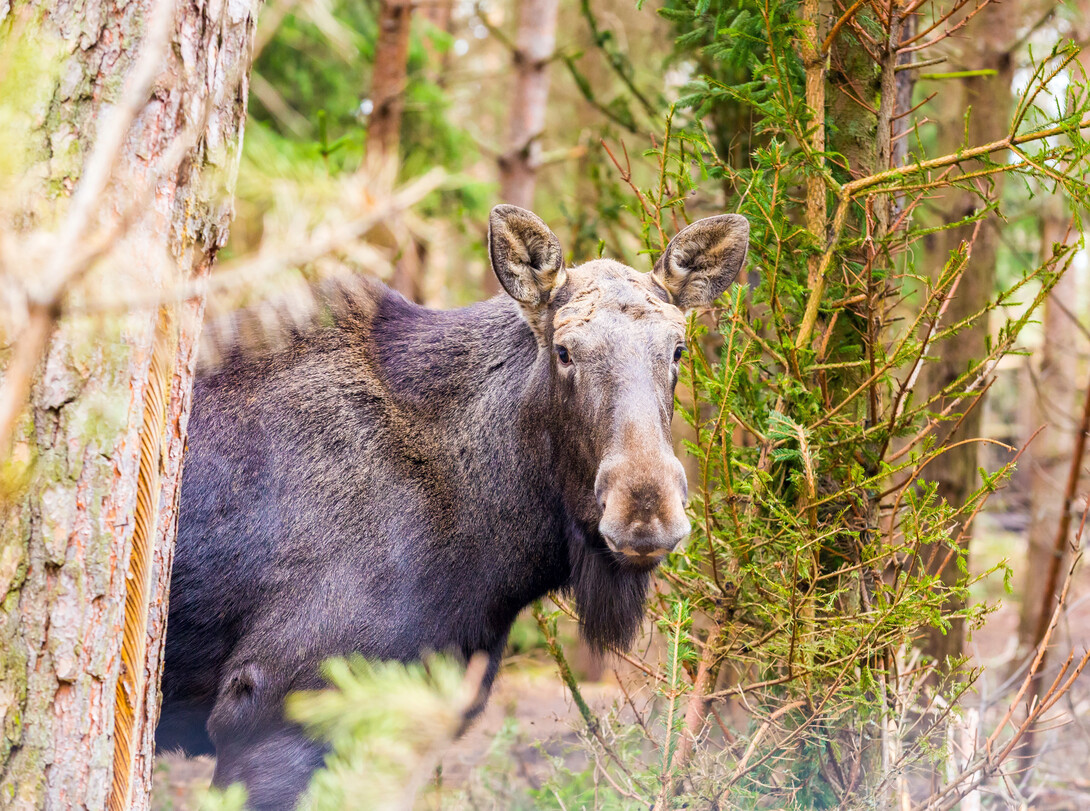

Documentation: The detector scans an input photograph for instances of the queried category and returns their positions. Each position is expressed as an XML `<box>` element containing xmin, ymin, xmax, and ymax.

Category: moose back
<box><xmin>157</xmin><ymin>205</ymin><xmax>749</xmax><ymax>808</ymax></box>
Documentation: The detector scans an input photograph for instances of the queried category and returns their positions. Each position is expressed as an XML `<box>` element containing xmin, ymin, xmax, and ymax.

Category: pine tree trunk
<box><xmin>0</xmin><ymin>0</ymin><xmax>258</xmax><ymax>807</ymax></box>
<box><xmin>917</xmin><ymin>2</ymin><xmax>1016</xmax><ymax>667</ymax></box>
<box><xmin>486</xmin><ymin>0</ymin><xmax>559</xmax><ymax>295</ymax></box>
<box><xmin>366</xmin><ymin>0</ymin><xmax>424</xmax><ymax>302</ymax></box>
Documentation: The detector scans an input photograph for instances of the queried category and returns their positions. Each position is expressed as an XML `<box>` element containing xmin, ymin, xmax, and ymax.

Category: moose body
<box><xmin>158</xmin><ymin>206</ymin><xmax>748</xmax><ymax>808</ymax></box>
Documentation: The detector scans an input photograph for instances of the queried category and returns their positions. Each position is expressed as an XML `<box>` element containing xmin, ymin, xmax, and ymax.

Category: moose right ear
<box><xmin>652</xmin><ymin>214</ymin><xmax>749</xmax><ymax>310</ymax></box>
<box><xmin>488</xmin><ymin>205</ymin><xmax>565</xmax><ymax>333</ymax></box>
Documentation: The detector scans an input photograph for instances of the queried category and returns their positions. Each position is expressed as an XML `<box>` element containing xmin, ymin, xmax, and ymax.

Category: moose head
<box><xmin>488</xmin><ymin>205</ymin><xmax>749</xmax><ymax>644</ymax></box>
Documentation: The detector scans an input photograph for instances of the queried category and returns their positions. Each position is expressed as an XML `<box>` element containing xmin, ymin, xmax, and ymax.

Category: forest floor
<box><xmin>152</xmin><ymin>511</ymin><xmax>1090</xmax><ymax>810</ymax></box>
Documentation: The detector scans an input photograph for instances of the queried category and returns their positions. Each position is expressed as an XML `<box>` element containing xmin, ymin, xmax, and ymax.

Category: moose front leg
<box><xmin>207</xmin><ymin>660</ymin><xmax>327</xmax><ymax>810</ymax></box>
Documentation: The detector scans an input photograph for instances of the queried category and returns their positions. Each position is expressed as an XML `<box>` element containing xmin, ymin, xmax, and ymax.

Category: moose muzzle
<box><xmin>595</xmin><ymin>451</ymin><xmax>691</xmax><ymax>566</ymax></box>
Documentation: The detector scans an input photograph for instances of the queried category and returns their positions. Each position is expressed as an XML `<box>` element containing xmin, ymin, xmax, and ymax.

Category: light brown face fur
<box><xmin>489</xmin><ymin>205</ymin><xmax>749</xmax><ymax>566</ymax></box>
<box><xmin>552</xmin><ymin>260</ymin><xmax>687</xmax><ymax>342</ymax></box>
<box><xmin>546</xmin><ymin>260</ymin><xmax>691</xmax><ymax>565</ymax></box>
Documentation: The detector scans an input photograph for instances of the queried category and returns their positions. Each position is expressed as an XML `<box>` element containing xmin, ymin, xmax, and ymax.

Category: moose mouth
<box><xmin>600</xmin><ymin>532</ymin><xmax>674</xmax><ymax>571</ymax></box>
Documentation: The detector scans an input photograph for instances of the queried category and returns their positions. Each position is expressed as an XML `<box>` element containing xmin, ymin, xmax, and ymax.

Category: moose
<box><xmin>157</xmin><ymin>205</ymin><xmax>749</xmax><ymax>808</ymax></box>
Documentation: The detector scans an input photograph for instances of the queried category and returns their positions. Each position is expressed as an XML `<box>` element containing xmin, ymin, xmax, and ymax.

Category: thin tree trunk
<box><xmin>0</xmin><ymin>0</ymin><xmax>258</xmax><ymax>807</ymax></box>
<box><xmin>917</xmin><ymin>1</ymin><xmax>1017</xmax><ymax>667</ymax></box>
<box><xmin>499</xmin><ymin>0</ymin><xmax>559</xmax><ymax>208</ymax></box>
<box><xmin>1016</xmin><ymin>17</ymin><xmax>1090</xmax><ymax>655</ymax></box>
<box><xmin>367</xmin><ymin>0</ymin><xmax>413</xmax><ymax>173</ymax></box>
<box><xmin>1018</xmin><ymin>216</ymin><xmax>1079</xmax><ymax>655</ymax></box>
<box><xmin>419</xmin><ymin>0</ymin><xmax>454</xmax><ymax>86</ymax></box>
<box><xmin>367</xmin><ymin>0</ymin><xmax>413</xmax><ymax>164</ymax></box>
<box><xmin>487</xmin><ymin>0</ymin><xmax>559</xmax><ymax>295</ymax></box>
<box><xmin>366</xmin><ymin>0</ymin><xmax>424</xmax><ymax>302</ymax></box>
<box><xmin>824</xmin><ymin>5</ymin><xmax>884</xmax><ymax>792</ymax></box>
<box><xmin>418</xmin><ymin>0</ymin><xmax>452</xmax><ymax>33</ymax></box>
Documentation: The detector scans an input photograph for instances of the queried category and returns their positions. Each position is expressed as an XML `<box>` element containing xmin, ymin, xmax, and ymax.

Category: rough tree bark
<box><xmin>917</xmin><ymin>0</ymin><xmax>1017</xmax><ymax>667</ymax></box>
<box><xmin>487</xmin><ymin>0</ymin><xmax>559</xmax><ymax>295</ymax></box>
<box><xmin>0</xmin><ymin>0</ymin><xmax>259</xmax><ymax>807</ymax></box>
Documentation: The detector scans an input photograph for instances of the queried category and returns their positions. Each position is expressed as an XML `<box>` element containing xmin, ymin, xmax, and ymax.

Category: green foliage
<box><xmin>250</xmin><ymin>0</ymin><xmax>473</xmax><ymax>174</ymax></box>
<box><xmin>229</xmin><ymin>0</ymin><xmax>485</xmax><ymax>270</ymax></box>
<box><xmin>194</xmin><ymin>656</ymin><xmax>475</xmax><ymax>810</ymax></box>
<box><xmin>199</xmin><ymin>783</ymin><xmax>248</xmax><ymax>811</ymax></box>
<box><xmin>289</xmin><ymin>656</ymin><xmax>471</xmax><ymax>809</ymax></box>
<box><xmin>251</xmin><ymin>2</ymin><xmax>376</xmax><ymax>138</ymax></box>
<box><xmin>654</xmin><ymin>600</ymin><xmax>695</xmax><ymax>785</ymax></box>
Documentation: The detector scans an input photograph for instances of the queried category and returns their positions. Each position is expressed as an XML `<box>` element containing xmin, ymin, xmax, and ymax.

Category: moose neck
<box><xmin>366</xmin><ymin>289</ymin><xmax>571</xmax><ymax>540</ymax></box>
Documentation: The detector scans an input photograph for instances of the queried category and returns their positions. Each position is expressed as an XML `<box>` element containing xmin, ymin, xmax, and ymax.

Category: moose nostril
<box><xmin>594</xmin><ymin>458</ymin><xmax>619</xmax><ymax>511</ymax></box>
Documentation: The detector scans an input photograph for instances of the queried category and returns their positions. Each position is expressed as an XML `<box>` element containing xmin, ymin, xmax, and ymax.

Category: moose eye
<box><xmin>556</xmin><ymin>346</ymin><xmax>573</xmax><ymax>366</ymax></box>
<box><xmin>673</xmin><ymin>345</ymin><xmax>686</xmax><ymax>363</ymax></box>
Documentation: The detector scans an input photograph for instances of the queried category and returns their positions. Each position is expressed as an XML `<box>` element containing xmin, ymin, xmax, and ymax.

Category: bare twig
<box><xmin>73</xmin><ymin>170</ymin><xmax>447</xmax><ymax>313</ymax></box>
<box><xmin>796</xmin><ymin>114</ymin><xmax>1090</xmax><ymax>350</ymax></box>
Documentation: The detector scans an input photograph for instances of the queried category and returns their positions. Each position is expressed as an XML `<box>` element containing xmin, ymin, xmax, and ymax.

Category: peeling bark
<box><xmin>0</xmin><ymin>0</ymin><xmax>258</xmax><ymax>807</ymax></box>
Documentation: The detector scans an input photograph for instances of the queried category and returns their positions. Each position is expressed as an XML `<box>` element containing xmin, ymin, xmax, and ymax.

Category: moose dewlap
<box><xmin>157</xmin><ymin>205</ymin><xmax>749</xmax><ymax>808</ymax></box>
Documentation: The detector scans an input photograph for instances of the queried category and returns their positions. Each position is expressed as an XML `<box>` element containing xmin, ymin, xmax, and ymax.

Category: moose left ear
<box><xmin>488</xmin><ymin>205</ymin><xmax>566</xmax><ymax>308</ymax></box>
<box><xmin>652</xmin><ymin>214</ymin><xmax>750</xmax><ymax>309</ymax></box>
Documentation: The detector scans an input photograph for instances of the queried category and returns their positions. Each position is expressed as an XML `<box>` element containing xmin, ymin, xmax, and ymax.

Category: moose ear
<box><xmin>488</xmin><ymin>205</ymin><xmax>566</xmax><ymax>314</ymax></box>
<box><xmin>652</xmin><ymin>214</ymin><xmax>749</xmax><ymax>309</ymax></box>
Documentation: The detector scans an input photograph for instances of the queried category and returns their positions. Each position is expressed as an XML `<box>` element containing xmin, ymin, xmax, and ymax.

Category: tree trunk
<box><xmin>418</xmin><ymin>0</ymin><xmax>453</xmax><ymax>34</ymax></box>
<box><xmin>499</xmin><ymin>0</ymin><xmax>559</xmax><ymax>209</ymax></box>
<box><xmin>487</xmin><ymin>0</ymin><xmax>559</xmax><ymax>295</ymax></box>
<box><xmin>367</xmin><ymin>0</ymin><xmax>413</xmax><ymax>171</ymax></box>
<box><xmin>917</xmin><ymin>1</ymin><xmax>1016</xmax><ymax>667</ymax></box>
<box><xmin>1016</xmin><ymin>212</ymin><xmax>1080</xmax><ymax>646</ymax></box>
<box><xmin>1016</xmin><ymin>16</ymin><xmax>1090</xmax><ymax>654</ymax></box>
<box><xmin>419</xmin><ymin>0</ymin><xmax>454</xmax><ymax>87</ymax></box>
<box><xmin>0</xmin><ymin>0</ymin><xmax>258</xmax><ymax>807</ymax></box>
<box><xmin>366</xmin><ymin>0</ymin><xmax>425</xmax><ymax>302</ymax></box>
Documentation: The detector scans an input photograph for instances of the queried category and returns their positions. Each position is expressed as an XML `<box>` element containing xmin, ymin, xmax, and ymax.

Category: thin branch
<box><xmin>795</xmin><ymin>115</ymin><xmax>1090</xmax><ymax>349</ymax></box>
<box><xmin>822</xmin><ymin>0</ymin><xmax>869</xmax><ymax>55</ymax></box>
